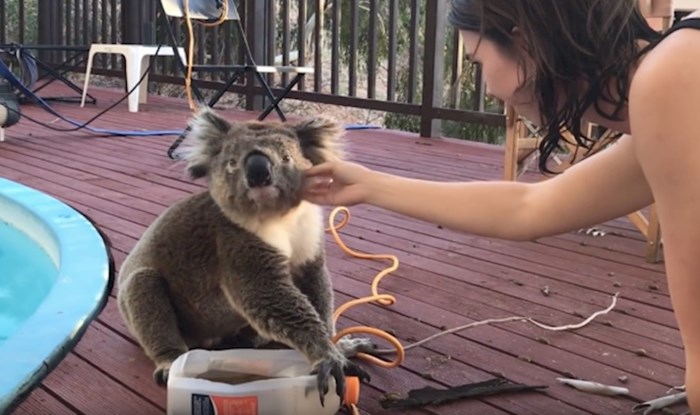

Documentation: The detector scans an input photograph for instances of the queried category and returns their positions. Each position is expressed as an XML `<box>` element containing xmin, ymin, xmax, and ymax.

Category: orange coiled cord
<box><xmin>326</xmin><ymin>207</ymin><xmax>405</xmax><ymax>368</ymax></box>
<box><xmin>325</xmin><ymin>207</ymin><xmax>405</xmax><ymax>415</ymax></box>
<box><xmin>322</xmin><ymin>207</ymin><xmax>622</xmax><ymax>415</ymax></box>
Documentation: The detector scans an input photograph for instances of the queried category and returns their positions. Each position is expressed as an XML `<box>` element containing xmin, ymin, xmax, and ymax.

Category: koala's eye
<box><xmin>226</xmin><ymin>159</ymin><xmax>237</xmax><ymax>171</ymax></box>
<box><xmin>282</xmin><ymin>154</ymin><xmax>291</xmax><ymax>163</ymax></box>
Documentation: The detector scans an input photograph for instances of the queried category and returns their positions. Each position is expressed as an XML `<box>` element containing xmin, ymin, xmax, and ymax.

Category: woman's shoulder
<box><xmin>631</xmin><ymin>14</ymin><xmax>700</xmax><ymax>109</ymax></box>
<box><xmin>641</xmin><ymin>13</ymin><xmax>700</xmax><ymax>65</ymax></box>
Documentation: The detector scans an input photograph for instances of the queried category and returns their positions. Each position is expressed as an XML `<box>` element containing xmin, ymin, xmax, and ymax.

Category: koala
<box><xmin>116</xmin><ymin>107</ymin><xmax>374</xmax><ymax>406</ymax></box>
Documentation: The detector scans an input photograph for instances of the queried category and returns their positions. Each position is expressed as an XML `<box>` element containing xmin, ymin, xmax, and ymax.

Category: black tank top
<box><xmin>662</xmin><ymin>16</ymin><xmax>700</xmax><ymax>37</ymax></box>
<box><xmin>640</xmin><ymin>16</ymin><xmax>700</xmax><ymax>54</ymax></box>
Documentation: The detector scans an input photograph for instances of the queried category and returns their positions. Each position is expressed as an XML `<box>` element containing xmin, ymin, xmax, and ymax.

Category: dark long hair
<box><xmin>448</xmin><ymin>0</ymin><xmax>663</xmax><ymax>173</ymax></box>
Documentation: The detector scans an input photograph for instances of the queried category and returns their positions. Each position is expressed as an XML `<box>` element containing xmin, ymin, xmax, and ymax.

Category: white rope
<box><xmin>375</xmin><ymin>292</ymin><xmax>620</xmax><ymax>354</ymax></box>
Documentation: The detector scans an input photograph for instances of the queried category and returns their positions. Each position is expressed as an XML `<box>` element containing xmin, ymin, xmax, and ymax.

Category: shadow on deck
<box><xmin>0</xmin><ymin>86</ymin><xmax>683</xmax><ymax>415</ymax></box>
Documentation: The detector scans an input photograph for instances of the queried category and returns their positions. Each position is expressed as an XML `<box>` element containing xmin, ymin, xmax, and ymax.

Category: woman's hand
<box><xmin>302</xmin><ymin>160</ymin><xmax>377</xmax><ymax>206</ymax></box>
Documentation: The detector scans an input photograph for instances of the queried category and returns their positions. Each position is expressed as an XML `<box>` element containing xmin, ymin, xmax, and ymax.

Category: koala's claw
<box><xmin>153</xmin><ymin>366</ymin><xmax>170</xmax><ymax>386</ymax></box>
<box><xmin>336</xmin><ymin>336</ymin><xmax>378</xmax><ymax>358</ymax></box>
<box><xmin>313</xmin><ymin>355</ymin><xmax>346</xmax><ymax>407</ymax></box>
<box><xmin>312</xmin><ymin>354</ymin><xmax>372</xmax><ymax>408</ymax></box>
<box><xmin>344</xmin><ymin>360</ymin><xmax>371</xmax><ymax>384</ymax></box>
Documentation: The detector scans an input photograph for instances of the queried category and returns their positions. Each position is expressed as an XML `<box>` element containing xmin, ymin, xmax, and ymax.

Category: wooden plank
<box><xmin>10</xmin><ymin>387</ymin><xmax>77</xmax><ymax>415</ymax></box>
<box><xmin>38</xmin><ymin>353</ymin><xmax>163</xmax><ymax>415</ymax></box>
<box><xmin>0</xmin><ymin>164</ymin><xmax>156</xmax><ymax>227</ymax></box>
<box><xmin>536</xmin><ymin>236</ymin><xmax>663</xmax><ymax>272</ymax></box>
<box><xmin>7</xmin><ymin>137</ymin><xmax>199</xmax><ymax>195</ymax></box>
<box><xmin>0</xmin><ymin>156</ymin><xmax>167</xmax><ymax>217</ymax></box>
<box><xmin>357</xmin><ymin>206</ymin><xmax>666</xmax><ymax>283</ymax></box>
<box><xmin>343</xmin><ymin>209</ymin><xmax>672</xmax><ymax>305</ymax></box>
<box><xmin>71</xmin><ymin>319</ymin><xmax>168</xmax><ymax>408</ymax></box>
<box><xmin>1</xmin><ymin>143</ymin><xmax>193</xmax><ymax>202</ymax></box>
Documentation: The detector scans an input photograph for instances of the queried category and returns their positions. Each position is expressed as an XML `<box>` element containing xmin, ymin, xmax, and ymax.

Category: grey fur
<box><xmin>117</xmin><ymin>107</ymin><xmax>371</xmax><ymax>405</ymax></box>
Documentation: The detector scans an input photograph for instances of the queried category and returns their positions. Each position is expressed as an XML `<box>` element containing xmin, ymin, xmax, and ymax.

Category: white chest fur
<box><xmin>245</xmin><ymin>202</ymin><xmax>324</xmax><ymax>266</ymax></box>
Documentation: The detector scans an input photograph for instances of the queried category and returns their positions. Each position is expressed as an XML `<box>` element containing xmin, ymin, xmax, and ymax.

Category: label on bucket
<box><xmin>192</xmin><ymin>393</ymin><xmax>259</xmax><ymax>415</ymax></box>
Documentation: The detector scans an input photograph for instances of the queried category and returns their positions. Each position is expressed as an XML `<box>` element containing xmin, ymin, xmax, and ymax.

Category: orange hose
<box><xmin>326</xmin><ymin>207</ymin><xmax>405</xmax><ymax>369</ymax></box>
<box><xmin>182</xmin><ymin>0</ymin><xmax>228</xmax><ymax>111</ymax></box>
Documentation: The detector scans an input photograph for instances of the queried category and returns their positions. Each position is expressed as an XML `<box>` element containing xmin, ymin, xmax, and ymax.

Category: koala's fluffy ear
<box><xmin>292</xmin><ymin>116</ymin><xmax>345</xmax><ymax>165</ymax></box>
<box><xmin>183</xmin><ymin>106</ymin><xmax>232</xmax><ymax>179</ymax></box>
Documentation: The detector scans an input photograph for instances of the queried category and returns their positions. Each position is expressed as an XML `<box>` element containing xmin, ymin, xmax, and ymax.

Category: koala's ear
<box><xmin>182</xmin><ymin>106</ymin><xmax>231</xmax><ymax>179</ymax></box>
<box><xmin>292</xmin><ymin>116</ymin><xmax>345</xmax><ymax>165</ymax></box>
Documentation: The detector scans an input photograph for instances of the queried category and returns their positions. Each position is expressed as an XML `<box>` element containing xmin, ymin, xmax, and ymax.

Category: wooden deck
<box><xmin>1</xmin><ymin>86</ymin><xmax>685</xmax><ymax>415</ymax></box>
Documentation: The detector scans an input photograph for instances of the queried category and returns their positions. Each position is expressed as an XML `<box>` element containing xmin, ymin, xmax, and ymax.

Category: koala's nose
<box><xmin>244</xmin><ymin>151</ymin><xmax>272</xmax><ymax>187</ymax></box>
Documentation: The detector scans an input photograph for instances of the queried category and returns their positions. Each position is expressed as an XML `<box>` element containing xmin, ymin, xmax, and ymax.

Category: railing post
<box><xmin>143</xmin><ymin>0</ymin><xmax>158</xmax><ymax>45</ymax></box>
<box><xmin>244</xmin><ymin>0</ymin><xmax>266</xmax><ymax>111</ymax></box>
<box><xmin>122</xmin><ymin>0</ymin><xmax>143</xmax><ymax>44</ymax></box>
<box><xmin>35</xmin><ymin>0</ymin><xmax>63</xmax><ymax>63</ymax></box>
<box><xmin>420</xmin><ymin>0</ymin><xmax>445</xmax><ymax>138</ymax></box>
<box><xmin>37</xmin><ymin>0</ymin><xmax>53</xmax><ymax>62</ymax></box>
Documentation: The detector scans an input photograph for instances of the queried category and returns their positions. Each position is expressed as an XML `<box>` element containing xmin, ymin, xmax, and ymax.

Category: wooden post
<box><xmin>37</xmin><ymin>0</ymin><xmax>53</xmax><ymax>63</ymax></box>
<box><xmin>646</xmin><ymin>205</ymin><xmax>662</xmax><ymax>262</ymax></box>
<box><xmin>121</xmin><ymin>0</ymin><xmax>143</xmax><ymax>44</ymax></box>
<box><xmin>419</xmin><ymin>0</ymin><xmax>445</xmax><ymax>138</ymax></box>
<box><xmin>503</xmin><ymin>106</ymin><xmax>519</xmax><ymax>180</ymax></box>
<box><xmin>244</xmin><ymin>0</ymin><xmax>266</xmax><ymax>111</ymax></box>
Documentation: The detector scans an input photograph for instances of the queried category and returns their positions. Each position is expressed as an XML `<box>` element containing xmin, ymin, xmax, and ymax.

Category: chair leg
<box><xmin>503</xmin><ymin>106</ymin><xmax>519</xmax><ymax>181</ymax></box>
<box><xmin>206</xmin><ymin>71</ymin><xmax>242</xmax><ymax>108</ymax></box>
<box><xmin>32</xmin><ymin>52</ymin><xmax>96</xmax><ymax>104</ymax></box>
<box><xmin>124</xmin><ymin>51</ymin><xmax>143</xmax><ymax>113</ymax></box>
<box><xmin>138</xmin><ymin>54</ymin><xmax>152</xmax><ymax>105</ymax></box>
<box><xmin>645</xmin><ymin>204</ymin><xmax>663</xmax><ymax>263</ymax></box>
<box><xmin>256</xmin><ymin>73</ymin><xmax>306</xmax><ymax>121</ymax></box>
<box><xmin>231</xmin><ymin>16</ymin><xmax>287</xmax><ymax>120</ymax></box>
<box><xmin>80</xmin><ymin>49</ymin><xmax>96</xmax><ymax>108</ymax></box>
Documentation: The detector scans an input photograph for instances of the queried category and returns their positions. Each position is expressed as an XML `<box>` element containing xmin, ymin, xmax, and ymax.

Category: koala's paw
<box><xmin>312</xmin><ymin>352</ymin><xmax>371</xmax><ymax>407</ymax></box>
<box><xmin>336</xmin><ymin>336</ymin><xmax>378</xmax><ymax>358</ymax></box>
<box><xmin>153</xmin><ymin>364</ymin><xmax>171</xmax><ymax>386</ymax></box>
<box><xmin>251</xmin><ymin>334</ymin><xmax>273</xmax><ymax>348</ymax></box>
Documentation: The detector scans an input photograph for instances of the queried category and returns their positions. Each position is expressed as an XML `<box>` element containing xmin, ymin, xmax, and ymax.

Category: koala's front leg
<box><xmin>292</xmin><ymin>259</ymin><xmax>335</xmax><ymax>335</ymax></box>
<box><xmin>293</xmin><ymin>259</ymin><xmax>377</xmax><ymax>359</ymax></box>
<box><xmin>223</xmin><ymin>272</ymin><xmax>370</xmax><ymax>406</ymax></box>
<box><xmin>118</xmin><ymin>268</ymin><xmax>189</xmax><ymax>385</ymax></box>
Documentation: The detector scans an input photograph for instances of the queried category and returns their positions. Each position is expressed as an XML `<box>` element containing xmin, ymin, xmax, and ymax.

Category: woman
<box><xmin>303</xmin><ymin>0</ymin><xmax>700</xmax><ymax>410</ymax></box>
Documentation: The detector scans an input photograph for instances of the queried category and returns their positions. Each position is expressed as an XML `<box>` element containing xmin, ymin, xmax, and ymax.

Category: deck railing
<box><xmin>1</xmin><ymin>0</ymin><xmax>506</xmax><ymax>140</ymax></box>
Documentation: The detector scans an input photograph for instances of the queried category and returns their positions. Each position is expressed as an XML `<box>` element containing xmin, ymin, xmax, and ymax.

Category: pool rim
<box><xmin>0</xmin><ymin>177</ymin><xmax>113</xmax><ymax>413</ymax></box>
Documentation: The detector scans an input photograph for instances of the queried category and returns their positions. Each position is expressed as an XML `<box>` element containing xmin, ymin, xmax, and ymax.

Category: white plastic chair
<box><xmin>80</xmin><ymin>43</ymin><xmax>186</xmax><ymax>113</ymax></box>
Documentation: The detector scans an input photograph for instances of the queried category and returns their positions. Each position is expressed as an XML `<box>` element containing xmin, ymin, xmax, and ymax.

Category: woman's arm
<box><xmin>628</xmin><ymin>25</ymin><xmax>700</xmax><ymax>412</ymax></box>
<box><xmin>363</xmin><ymin>133</ymin><xmax>653</xmax><ymax>240</ymax></box>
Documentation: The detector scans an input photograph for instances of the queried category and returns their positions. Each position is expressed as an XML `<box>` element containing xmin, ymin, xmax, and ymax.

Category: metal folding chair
<box><xmin>158</xmin><ymin>0</ymin><xmax>311</xmax><ymax>118</ymax></box>
<box><xmin>0</xmin><ymin>44</ymin><xmax>96</xmax><ymax>105</ymax></box>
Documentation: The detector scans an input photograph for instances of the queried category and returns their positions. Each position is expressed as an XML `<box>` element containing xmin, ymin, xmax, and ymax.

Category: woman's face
<box><xmin>460</xmin><ymin>30</ymin><xmax>542</xmax><ymax>124</ymax></box>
